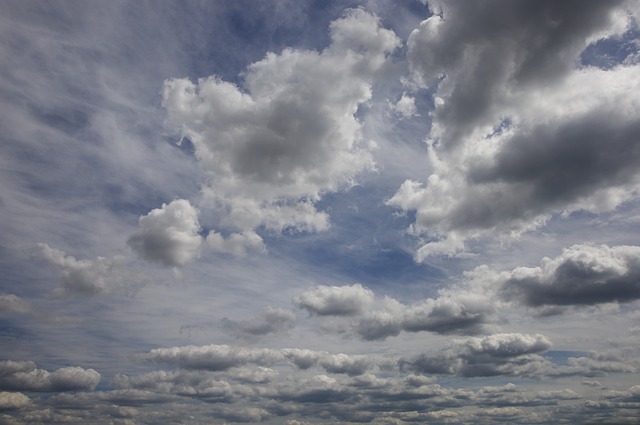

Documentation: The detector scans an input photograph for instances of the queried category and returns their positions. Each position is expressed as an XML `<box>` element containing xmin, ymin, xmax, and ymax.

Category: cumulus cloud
<box><xmin>206</xmin><ymin>230</ymin><xmax>266</xmax><ymax>257</ymax></box>
<box><xmin>0</xmin><ymin>360</ymin><xmax>100</xmax><ymax>392</ymax></box>
<box><xmin>140</xmin><ymin>344</ymin><xmax>283</xmax><ymax>371</ymax></box>
<box><xmin>500</xmin><ymin>244</ymin><xmax>640</xmax><ymax>307</ymax></box>
<box><xmin>388</xmin><ymin>0</ymin><xmax>640</xmax><ymax>259</ymax></box>
<box><xmin>222</xmin><ymin>307</ymin><xmax>296</xmax><ymax>338</ymax></box>
<box><xmin>293</xmin><ymin>284</ymin><xmax>495</xmax><ymax>340</ymax></box>
<box><xmin>162</xmin><ymin>9</ymin><xmax>400</xmax><ymax>237</ymax></box>
<box><xmin>128</xmin><ymin>199</ymin><xmax>203</xmax><ymax>267</ymax></box>
<box><xmin>0</xmin><ymin>392</ymin><xmax>30</xmax><ymax>410</ymax></box>
<box><xmin>140</xmin><ymin>344</ymin><xmax>376</xmax><ymax>377</ymax></box>
<box><xmin>39</xmin><ymin>244</ymin><xmax>140</xmax><ymax>296</ymax></box>
<box><xmin>388</xmin><ymin>92</ymin><xmax>417</xmax><ymax>119</ymax></box>
<box><xmin>401</xmin><ymin>333</ymin><xmax>552</xmax><ymax>377</ymax></box>
<box><xmin>293</xmin><ymin>283</ymin><xmax>375</xmax><ymax>316</ymax></box>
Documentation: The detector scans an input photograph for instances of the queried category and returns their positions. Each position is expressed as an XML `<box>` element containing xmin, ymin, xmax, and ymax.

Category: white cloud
<box><xmin>389</xmin><ymin>0</ymin><xmax>640</xmax><ymax>259</ymax></box>
<box><xmin>293</xmin><ymin>283</ymin><xmax>375</xmax><ymax>316</ymax></box>
<box><xmin>457</xmin><ymin>243</ymin><xmax>640</xmax><ymax>312</ymax></box>
<box><xmin>128</xmin><ymin>199</ymin><xmax>203</xmax><ymax>267</ymax></box>
<box><xmin>0</xmin><ymin>360</ymin><xmax>100</xmax><ymax>392</ymax></box>
<box><xmin>206</xmin><ymin>230</ymin><xmax>266</xmax><ymax>257</ymax></box>
<box><xmin>162</xmin><ymin>9</ymin><xmax>400</xmax><ymax>237</ymax></box>
<box><xmin>401</xmin><ymin>333</ymin><xmax>552</xmax><ymax>377</ymax></box>
<box><xmin>388</xmin><ymin>92</ymin><xmax>417</xmax><ymax>119</ymax></box>
<box><xmin>0</xmin><ymin>392</ymin><xmax>30</xmax><ymax>410</ymax></box>
<box><xmin>140</xmin><ymin>344</ymin><xmax>283</xmax><ymax>371</ymax></box>
<box><xmin>39</xmin><ymin>243</ymin><xmax>138</xmax><ymax>296</ymax></box>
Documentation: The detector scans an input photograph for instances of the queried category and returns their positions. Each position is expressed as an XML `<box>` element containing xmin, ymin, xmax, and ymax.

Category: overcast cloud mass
<box><xmin>1</xmin><ymin>0</ymin><xmax>640</xmax><ymax>423</ymax></box>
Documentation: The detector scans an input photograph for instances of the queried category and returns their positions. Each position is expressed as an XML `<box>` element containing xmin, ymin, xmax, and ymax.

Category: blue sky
<box><xmin>1</xmin><ymin>1</ymin><xmax>640</xmax><ymax>423</ymax></box>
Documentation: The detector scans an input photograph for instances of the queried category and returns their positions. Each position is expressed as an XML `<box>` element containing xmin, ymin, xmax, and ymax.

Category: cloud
<box><xmin>140</xmin><ymin>345</ymin><xmax>376</xmax><ymax>377</ymax></box>
<box><xmin>388</xmin><ymin>0</ymin><xmax>640</xmax><ymax>258</ymax></box>
<box><xmin>501</xmin><ymin>244</ymin><xmax>640</xmax><ymax>307</ymax></box>
<box><xmin>401</xmin><ymin>333</ymin><xmax>552</xmax><ymax>377</ymax></box>
<box><xmin>222</xmin><ymin>307</ymin><xmax>296</xmax><ymax>337</ymax></box>
<box><xmin>140</xmin><ymin>344</ymin><xmax>283</xmax><ymax>371</ymax></box>
<box><xmin>0</xmin><ymin>360</ymin><xmax>100</xmax><ymax>392</ymax></box>
<box><xmin>0</xmin><ymin>294</ymin><xmax>35</xmax><ymax>316</ymax></box>
<box><xmin>388</xmin><ymin>92</ymin><xmax>418</xmax><ymax>119</ymax></box>
<box><xmin>39</xmin><ymin>244</ymin><xmax>140</xmax><ymax>296</ymax></box>
<box><xmin>293</xmin><ymin>284</ymin><xmax>495</xmax><ymax>340</ymax></box>
<box><xmin>128</xmin><ymin>199</ymin><xmax>203</xmax><ymax>267</ymax></box>
<box><xmin>162</xmin><ymin>8</ymin><xmax>400</xmax><ymax>237</ymax></box>
<box><xmin>206</xmin><ymin>229</ymin><xmax>266</xmax><ymax>257</ymax></box>
<box><xmin>293</xmin><ymin>283</ymin><xmax>375</xmax><ymax>316</ymax></box>
<box><xmin>0</xmin><ymin>392</ymin><xmax>30</xmax><ymax>410</ymax></box>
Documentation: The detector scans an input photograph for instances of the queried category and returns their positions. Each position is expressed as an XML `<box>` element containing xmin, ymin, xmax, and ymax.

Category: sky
<box><xmin>1</xmin><ymin>0</ymin><xmax>640</xmax><ymax>424</ymax></box>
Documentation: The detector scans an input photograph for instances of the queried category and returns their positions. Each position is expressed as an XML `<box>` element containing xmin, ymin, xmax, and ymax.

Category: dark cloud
<box><xmin>501</xmin><ymin>244</ymin><xmax>640</xmax><ymax>307</ymax></box>
<box><xmin>389</xmin><ymin>0</ymin><xmax>640</xmax><ymax>258</ymax></box>
<box><xmin>409</xmin><ymin>0</ymin><xmax>626</xmax><ymax>151</ymax></box>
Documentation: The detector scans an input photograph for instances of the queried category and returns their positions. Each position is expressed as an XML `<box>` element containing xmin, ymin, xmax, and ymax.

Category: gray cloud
<box><xmin>294</xmin><ymin>284</ymin><xmax>495</xmax><ymax>340</ymax></box>
<box><xmin>222</xmin><ymin>307</ymin><xmax>296</xmax><ymax>337</ymax></box>
<box><xmin>127</xmin><ymin>199</ymin><xmax>203</xmax><ymax>267</ymax></box>
<box><xmin>162</xmin><ymin>8</ymin><xmax>400</xmax><ymax>237</ymax></box>
<box><xmin>293</xmin><ymin>284</ymin><xmax>374</xmax><ymax>316</ymax></box>
<box><xmin>0</xmin><ymin>360</ymin><xmax>100</xmax><ymax>392</ymax></box>
<box><xmin>408</xmin><ymin>0</ymin><xmax>627</xmax><ymax>151</ymax></box>
<box><xmin>388</xmin><ymin>0</ymin><xmax>640</xmax><ymax>258</ymax></box>
<box><xmin>0</xmin><ymin>391</ymin><xmax>30</xmax><ymax>410</ymax></box>
<box><xmin>401</xmin><ymin>333</ymin><xmax>552</xmax><ymax>377</ymax></box>
<box><xmin>501</xmin><ymin>244</ymin><xmax>640</xmax><ymax>307</ymax></box>
<box><xmin>140</xmin><ymin>344</ymin><xmax>283</xmax><ymax>371</ymax></box>
<box><xmin>39</xmin><ymin>243</ymin><xmax>144</xmax><ymax>296</ymax></box>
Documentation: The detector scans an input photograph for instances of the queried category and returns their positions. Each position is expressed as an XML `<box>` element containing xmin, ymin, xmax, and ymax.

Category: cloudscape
<box><xmin>1</xmin><ymin>1</ymin><xmax>640</xmax><ymax>424</ymax></box>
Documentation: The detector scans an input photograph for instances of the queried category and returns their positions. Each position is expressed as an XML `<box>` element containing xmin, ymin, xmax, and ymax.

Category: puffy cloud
<box><xmin>140</xmin><ymin>344</ymin><xmax>376</xmax><ymax>377</ymax></box>
<box><xmin>0</xmin><ymin>391</ymin><xmax>31</xmax><ymax>410</ymax></box>
<box><xmin>388</xmin><ymin>92</ymin><xmax>417</xmax><ymax>119</ymax></box>
<box><xmin>162</xmin><ymin>9</ymin><xmax>400</xmax><ymax>236</ymax></box>
<box><xmin>39</xmin><ymin>243</ymin><xmax>137</xmax><ymax>296</ymax></box>
<box><xmin>293</xmin><ymin>283</ymin><xmax>375</xmax><ymax>316</ymax></box>
<box><xmin>222</xmin><ymin>307</ymin><xmax>296</xmax><ymax>337</ymax></box>
<box><xmin>0</xmin><ymin>360</ymin><xmax>100</xmax><ymax>392</ymax></box>
<box><xmin>127</xmin><ymin>199</ymin><xmax>203</xmax><ymax>267</ymax></box>
<box><xmin>501</xmin><ymin>244</ymin><xmax>640</xmax><ymax>307</ymax></box>
<box><xmin>389</xmin><ymin>0</ymin><xmax>640</xmax><ymax>259</ymax></box>
<box><xmin>354</xmin><ymin>293</ymin><xmax>493</xmax><ymax>341</ymax></box>
<box><xmin>206</xmin><ymin>230</ymin><xmax>266</xmax><ymax>257</ymax></box>
<box><xmin>293</xmin><ymin>284</ymin><xmax>495</xmax><ymax>340</ymax></box>
<box><xmin>0</xmin><ymin>392</ymin><xmax>30</xmax><ymax>410</ymax></box>
<box><xmin>401</xmin><ymin>333</ymin><xmax>552</xmax><ymax>377</ymax></box>
<box><xmin>319</xmin><ymin>354</ymin><xmax>373</xmax><ymax>376</ymax></box>
<box><xmin>140</xmin><ymin>344</ymin><xmax>283</xmax><ymax>371</ymax></box>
